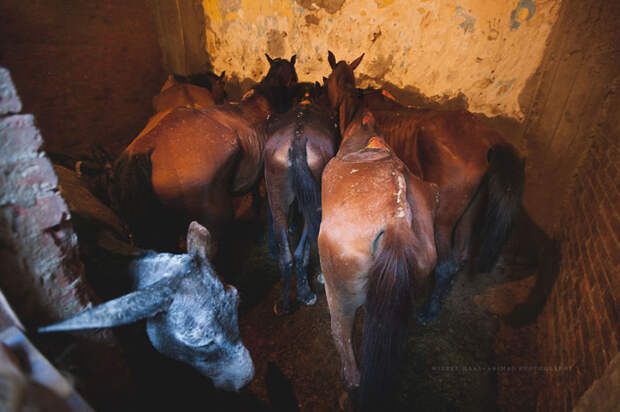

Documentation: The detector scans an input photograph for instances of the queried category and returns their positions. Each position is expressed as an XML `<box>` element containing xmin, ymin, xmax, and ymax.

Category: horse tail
<box><xmin>108</xmin><ymin>150</ymin><xmax>159</xmax><ymax>247</ymax></box>
<box><xmin>288</xmin><ymin>120</ymin><xmax>321</xmax><ymax>240</ymax></box>
<box><xmin>358</xmin><ymin>223</ymin><xmax>415</xmax><ymax>411</ymax></box>
<box><xmin>477</xmin><ymin>143</ymin><xmax>525</xmax><ymax>272</ymax></box>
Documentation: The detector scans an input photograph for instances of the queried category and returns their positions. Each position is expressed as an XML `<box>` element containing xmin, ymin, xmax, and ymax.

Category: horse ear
<box><xmin>350</xmin><ymin>53</ymin><xmax>365</xmax><ymax>71</ymax></box>
<box><xmin>322</xmin><ymin>76</ymin><xmax>328</xmax><ymax>86</ymax></box>
<box><xmin>265</xmin><ymin>53</ymin><xmax>275</xmax><ymax>65</ymax></box>
<box><xmin>328</xmin><ymin>51</ymin><xmax>336</xmax><ymax>69</ymax></box>
<box><xmin>187</xmin><ymin>221</ymin><xmax>217</xmax><ymax>261</ymax></box>
<box><xmin>220</xmin><ymin>71</ymin><xmax>226</xmax><ymax>80</ymax></box>
<box><xmin>362</xmin><ymin>111</ymin><xmax>375</xmax><ymax>129</ymax></box>
<box><xmin>290</xmin><ymin>55</ymin><xmax>296</xmax><ymax>65</ymax></box>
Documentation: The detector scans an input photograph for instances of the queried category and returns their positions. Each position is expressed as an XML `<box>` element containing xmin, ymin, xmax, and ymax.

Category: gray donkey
<box><xmin>39</xmin><ymin>221</ymin><xmax>254</xmax><ymax>391</ymax></box>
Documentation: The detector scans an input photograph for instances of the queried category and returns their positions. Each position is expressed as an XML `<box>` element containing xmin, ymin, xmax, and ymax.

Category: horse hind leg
<box><xmin>293</xmin><ymin>222</ymin><xmax>317</xmax><ymax>306</ymax></box>
<box><xmin>417</xmin><ymin>256</ymin><xmax>460</xmax><ymax>325</ymax></box>
<box><xmin>273</xmin><ymin>227</ymin><xmax>295</xmax><ymax>316</ymax></box>
<box><xmin>418</xmin><ymin>203</ymin><xmax>481</xmax><ymax>325</ymax></box>
<box><xmin>324</xmin><ymin>279</ymin><xmax>362</xmax><ymax>391</ymax></box>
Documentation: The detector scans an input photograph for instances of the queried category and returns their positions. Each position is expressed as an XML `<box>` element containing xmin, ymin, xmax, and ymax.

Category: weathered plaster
<box><xmin>203</xmin><ymin>0</ymin><xmax>561</xmax><ymax>120</ymax></box>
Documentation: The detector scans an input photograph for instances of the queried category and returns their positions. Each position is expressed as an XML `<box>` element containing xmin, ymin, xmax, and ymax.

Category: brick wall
<box><xmin>534</xmin><ymin>80</ymin><xmax>619</xmax><ymax>411</ymax></box>
<box><xmin>0</xmin><ymin>66</ymin><xmax>133</xmax><ymax>410</ymax></box>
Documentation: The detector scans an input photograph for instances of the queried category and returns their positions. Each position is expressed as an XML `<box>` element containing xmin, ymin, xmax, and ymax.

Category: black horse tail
<box><xmin>358</xmin><ymin>224</ymin><xmax>415</xmax><ymax>412</ymax></box>
<box><xmin>108</xmin><ymin>150</ymin><xmax>160</xmax><ymax>247</ymax></box>
<box><xmin>477</xmin><ymin>143</ymin><xmax>525</xmax><ymax>272</ymax></box>
<box><xmin>288</xmin><ymin>129</ymin><xmax>321</xmax><ymax>240</ymax></box>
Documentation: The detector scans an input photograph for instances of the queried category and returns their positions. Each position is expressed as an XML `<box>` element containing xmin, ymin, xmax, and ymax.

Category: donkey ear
<box><xmin>350</xmin><ymin>53</ymin><xmax>365</xmax><ymax>71</ymax></box>
<box><xmin>187</xmin><ymin>221</ymin><xmax>217</xmax><ymax>261</ymax></box>
<box><xmin>290</xmin><ymin>55</ymin><xmax>296</xmax><ymax>65</ymax></box>
<box><xmin>38</xmin><ymin>276</ymin><xmax>177</xmax><ymax>333</ymax></box>
<box><xmin>328</xmin><ymin>51</ymin><xmax>336</xmax><ymax>69</ymax></box>
<box><xmin>265</xmin><ymin>53</ymin><xmax>275</xmax><ymax>65</ymax></box>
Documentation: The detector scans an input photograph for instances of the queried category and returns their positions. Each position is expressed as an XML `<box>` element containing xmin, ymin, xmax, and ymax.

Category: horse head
<box><xmin>38</xmin><ymin>221</ymin><xmax>254</xmax><ymax>392</ymax></box>
<box><xmin>203</xmin><ymin>70</ymin><xmax>227</xmax><ymax>104</ymax></box>
<box><xmin>256</xmin><ymin>54</ymin><xmax>299</xmax><ymax>113</ymax></box>
<box><xmin>326</xmin><ymin>51</ymin><xmax>364</xmax><ymax>136</ymax></box>
<box><xmin>293</xmin><ymin>81</ymin><xmax>328</xmax><ymax>106</ymax></box>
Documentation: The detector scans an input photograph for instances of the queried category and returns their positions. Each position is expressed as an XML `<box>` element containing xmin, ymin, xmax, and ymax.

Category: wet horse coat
<box><xmin>264</xmin><ymin>84</ymin><xmax>339</xmax><ymax>314</ymax></box>
<box><xmin>325</xmin><ymin>51</ymin><xmax>525</xmax><ymax>324</ymax></box>
<box><xmin>110</xmin><ymin>55</ymin><xmax>298</xmax><ymax>250</ymax></box>
<box><xmin>319</xmin><ymin>112</ymin><xmax>438</xmax><ymax>410</ymax></box>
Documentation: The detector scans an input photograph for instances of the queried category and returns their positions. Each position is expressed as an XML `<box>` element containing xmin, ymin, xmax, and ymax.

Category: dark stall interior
<box><xmin>0</xmin><ymin>1</ymin><xmax>618</xmax><ymax>411</ymax></box>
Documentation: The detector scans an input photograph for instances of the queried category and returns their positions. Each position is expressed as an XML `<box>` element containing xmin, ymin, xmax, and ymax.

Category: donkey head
<box><xmin>38</xmin><ymin>221</ymin><xmax>254</xmax><ymax>392</ymax></box>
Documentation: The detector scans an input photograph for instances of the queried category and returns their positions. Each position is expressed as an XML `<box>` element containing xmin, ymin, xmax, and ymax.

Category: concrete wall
<box><xmin>0</xmin><ymin>67</ymin><xmax>133</xmax><ymax>410</ymax></box>
<box><xmin>202</xmin><ymin>0</ymin><xmax>560</xmax><ymax>120</ymax></box>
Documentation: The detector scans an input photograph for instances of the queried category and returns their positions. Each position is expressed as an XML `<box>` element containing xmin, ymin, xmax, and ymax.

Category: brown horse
<box><xmin>109</xmin><ymin>55</ymin><xmax>298</xmax><ymax>251</ymax></box>
<box><xmin>319</xmin><ymin>110</ymin><xmax>438</xmax><ymax>410</ymax></box>
<box><xmin>264</xmin><ymin>82</ymin><xmax>339</xmax><ymax>315</ymax></box>
<box><xmin>326</xmin><ymin>51</ymin><xmax>526</xmax><ymax>324</ymax></box>
<box><xmin>153</xmin><ymin>71</ymin><xmax>227</xmax><ymax>113</ymax></box>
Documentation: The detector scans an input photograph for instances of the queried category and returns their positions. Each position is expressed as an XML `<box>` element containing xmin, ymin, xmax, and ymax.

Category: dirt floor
<box><xmin>74</xmin><ymin>192</ymin><xmax>548</xmax><ymax>412</ymax></box>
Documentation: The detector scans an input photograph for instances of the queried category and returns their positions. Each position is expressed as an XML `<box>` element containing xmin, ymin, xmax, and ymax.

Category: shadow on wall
<box><xmin>502</xmin><ymin>208</ymin><xmax>562</xmax><ymax>328</ymax></box>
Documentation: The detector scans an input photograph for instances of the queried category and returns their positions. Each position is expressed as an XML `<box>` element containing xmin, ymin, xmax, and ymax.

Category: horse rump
<box><xmin>477</xmin><ymin>143</ymin><xmax>525</xmax><ymax>272</ymax></box>
<box><xmin>358</xmin><ymin>224</ymin><xmax>416</xmax><ymax>411</ymax></box>
<box><xmin>288</xmin><ymin>134</ymin><xmax>321</xmax><ymax>240</ymax></box>
<box><xmin>109</xmin><ymin>151</ymin><xmax>177</xmax><ymax>250</ymax></box>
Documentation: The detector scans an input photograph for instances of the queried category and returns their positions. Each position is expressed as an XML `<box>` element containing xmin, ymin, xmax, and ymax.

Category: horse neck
<box><xmin>238</xmin><ymin>93</ymin><xmax>272</xmax><ymax>126</ymax></box>
<box><xmin>339</xmin><ymin>93</ymin><xmax>363</xmax><ymax>138</ymax></box>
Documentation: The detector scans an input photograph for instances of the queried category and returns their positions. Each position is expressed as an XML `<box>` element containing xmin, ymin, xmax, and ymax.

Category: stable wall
<box><xmin>203</xmin><ymin>0</ymin><xmax>560</xmax><ymax>121</ymax></box>
<box><xmin>0</xmin><ymin>0</ymin><xmax>167</xmax><ymax>159</ymax></box>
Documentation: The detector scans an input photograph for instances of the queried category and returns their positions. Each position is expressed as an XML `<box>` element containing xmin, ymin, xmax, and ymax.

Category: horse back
<box><xmin>152</xmin><ymin>83</ymin><xmax>215</xmax><ymax>113</ymax></box>
<box><xmin>266</xmin><ymin>105</ymin><xmax>339</xmax><ymax>181</ymax></box>
<box><xmin>129</xmin><ymin>107</ymin><xmax>240</xmax><ymax>221</ymax></box>
<box><xmin>320</xmin><ymin>149</ymin><xmax>435</xmax><ymax>286</ymax></box>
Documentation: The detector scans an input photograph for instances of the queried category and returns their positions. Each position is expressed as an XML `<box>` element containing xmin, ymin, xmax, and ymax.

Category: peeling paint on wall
<box><xmin>453</xmin><ymin>6</ymin><xmax>477</xmax><ymax>33</ymax></box>
<box><xmin>203</xmin><ymin>0</ymin><xmax>562</xmax><ymax>120</ymax></box>
<box><xmin>511</xmin><ymin>0</ymin><xmax>536</xmax><ymax>30</ymax></box>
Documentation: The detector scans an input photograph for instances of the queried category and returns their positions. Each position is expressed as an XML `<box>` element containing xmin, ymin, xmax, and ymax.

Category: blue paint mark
<box><xmin>454</xmin><ymin>6</ymin><xmax>476</xmax><ymax>34</ymax></box>
<box><xmin>510</xmin><ymin>0</ymin><xmax>536</xmax><ymax>30</ymax></box>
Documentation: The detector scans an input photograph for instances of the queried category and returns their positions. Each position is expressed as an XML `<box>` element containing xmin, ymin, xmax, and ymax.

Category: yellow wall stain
<box><xmin>518</xmin><ymin>7</ymin><xmax>530</xmax><ymax>22</ymax></box>
<box><xmin>376</xmin><ymin>0</ymin><xmax>396</xmax><ymax>8</ymax></box>
<box><xmin>203</xmin><ymin>0</ymin><xmax>222</xmax><ymax>24</ymax></box>
<box><xmin>202</xmin><ymin>0</ymin><xmax>562</xmax><ymax>120</ymax></box>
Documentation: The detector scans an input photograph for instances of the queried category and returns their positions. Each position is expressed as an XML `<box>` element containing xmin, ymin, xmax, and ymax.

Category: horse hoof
<box><xmin>273</xmin><ymin>301</ymin><xmax>291</xmax><ymax>317</ymax></box>
<box><xmin>338</xmin><ymin>391</ymin><xmax>351</xmax><ymax>411</ymax></box>
<box><xmin>298</xmin><ymin>292</ymin><xmax>317</xmax><ymax>306</ymax></box>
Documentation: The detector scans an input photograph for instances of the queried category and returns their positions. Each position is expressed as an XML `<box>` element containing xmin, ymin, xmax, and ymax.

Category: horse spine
<box><xmin>288</xmin><ymin>108</ymin><xmax>321</xmax><ymax>239</ymax></box>
<box><xmin>477</xmin><ymin>143</ymin><xmax>525</xmax><ymax>272</ymax></box>
<box><xmin>358</xmin><ymin>223</ymin><xmax>417</xmax><ymax>411</ymax></box>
